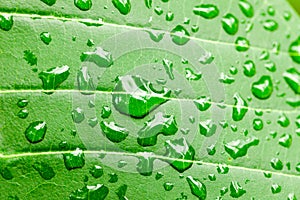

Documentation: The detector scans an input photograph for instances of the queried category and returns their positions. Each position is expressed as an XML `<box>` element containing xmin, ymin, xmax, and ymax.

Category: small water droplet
<box><xmin>166</xmin><ymin>11</ymin><xmax>174</xmax><ymax>21</ymax></box>
<box><xmin>221</xmin><ymin>13</ymin><xmax>239</xmax><ymax>35</ymax></box>
<box><xmin>163</xmin><ymin>182</ymin><xmax>174</xmax><ymax>191</ymax></box>
<box><xmin>69</xmin><ymin>184</ymin><xmax>109</xmax><ymax>200</ymax></box>
<box><xmin>100</xmin><ymin>121</ymin><xmax>129</xmax><ymax>143</ymax></box>
<box><xmin>33</xmin><ymin>162</ymin><xmax>55</xmax><ymax>180</ymax></box>
<box><xmin>230</xmin><ymin>181</ymin><xmax>246</xmax><ymax>198</ymax></box>
<box><xmin>23</xmin><ymin>50</ymin><xmax>37</xmax><ymax>66</ymax></box>
<box><xmin>0</xmin><ymin>14</ymin><xmax>13</xmax><ymax>31</ymax></box>
<box><xmin>270</xmin><ymin>158</ymin><xmax>283</xmax><ymax>170</ymax></box>
<box><xmin>289</xmin><ymin>37</ymin><xmax>300</xmax><ymax>64</ymax></box>
<box><xmin>283</xmin><ymin>11</ymin><xmax>292</xmax><ymax>21</ymax></box>
<box><xmin>253</xmin><ymin>118</ymin><xmax>263</xmax><ymax>131</ymax></box>
<box><xmin>278</xmin><ymin>133</ymin><xmax>292</xmax><ymax>148</ymax></box>
<box><xmin>0</xmin><ymin>167</ymin><xmax>13</xmax><ymax>180</ymax></box>
<box><xmin>146</xmin><ymin>30</ymin><xmax>164</xmax><ymax>42</ymax></box>
<box><xmin>144</xmin><ymin>0</ymin><xmax>152</xmax><ymax>9</ymax></box>
<box><xmin>74</xmin><ymin>0</ymin><xmax>92</xmax><ymax>11</ymax></box>
<box><xmin>283</xmin><ymin>68</ymin><xmax>300</xmax><ymax>94</ymax></box>
<box><xmin>170</xmin><ymin>25</ymin><xmax>190</xmax><ymax>45</ymax></box>
<box><xmin>112</xmin><ymin>0</ymin><xmax>131</xmax><ymax>15</ymax></box>
<box><xmin>287</xmin><ymin>193</ymin><xmax>297</xmax><ymax>200</ymax></box>
<box><xmin>199</xmin><ymin>120</ymin><xmax>217</xmax><ymax>137</ymax></box>
<box><xmin>63</xmin><ymin>148</ymin><xmax>85</xmax><ymax>170</ymax></box>
<box><xmin>243</xmin><ymin>60</ymin><xmax>256</xmax><ymax>77</ymax></box>
<box><xmin>219</xmin><ymin>73</ymin><xmax>235</xmax><ymax>84</ymax></box>
<box><xmin>238</xmin><ymin>0</ymin><xmax>254</xmax><ymax>18</ymax></box>
<box><xmin>77</xmin><ymin>67</ymin><xmax>95</xmax><ymax>95</ymax></box>
<box><xmin>25</xmin><ymin>121</ymin><xmax>47</xmax><ymax>143</ymax></box>
<box><xmin>17</xmin><ymin>99</ymin><xmax>29</xmax><ymax>108</ymax></box>
<box><xmin>194</xmin><ymin>96</ymin><xmax>211</xmax><ymax>111</ymax></box>
<box><xmin>117</xmin><ymin>160</ymin><xmax>127</xmax><ymax>168</ymax></box>
<box><xmin>207</xmin><ymin>144</ymin><xmax>216</xmax><ymax>155</ymax></box>
<box><xmin>101</xmin><ymin>105</ymin><xmax>112</xmax><ymax>118</ymax></box>
<box><xmin>155</xmin><ymin>172</ymin><xmax>164</xmax><ymax>180</ymax></box>
<box><xmin>116</xmin><ymin>184</ymin><xmax>128</xmax><ymax>200</ymax></box>
<box><xmin>235</xmin><ymin>37</ymin><xmax>250</xmax><ymax>52</ymax></box>
<box><xmin>271</xmin><ymin>184</ymin><xmax>281</xmax><ymax>194</ymax></box>
<box><xmin>40</xmin><ymin>0</ymin><xmax>56</xmax><ymax>6</ymax></box>
<box><xmin>224</xmin><ymin>136</ymin><xmax>259</xmax><ymax>159</ymax></box>
<box><xmin>40</xmin><ymin>32</ymin><xmax>52</xmax><ymax>45</ymax></box>
<box><xmin>208</xmin><ymin>174</ymin><xmax>216</xmax><ymax>181</ymax></box>
<box><xmin>193</xmin><ymin>4</ymin><xmax>219</xmax><ymax>19</ymax></box>
<box><xmin>251</xmin><ymin>75</ymin><xmax>273</xmax><ymax>99</ymax></box>
<box><xmin>277</xmin><ymin>113</ymin><xmax>290</xmax><ymax>127</ymax></box>
<box><xmin>81</xmin><ymin>47</ymin><xmax>113</xmax><ymax>68</ymax></box>
<box><xmin>17</xmin><ymin>109</ymin><xmax>29</xmax><ymax>119</ymax></box>
<box><xmin>88</xmin><ymin>117</ymin><xmax>98</xmax><ymax>128</ymax></box>
<box><xmin>217</xmin><ymin>164</ymin><xmax>229</xmax><ymax>174</ymax></box>
<box><xmin>186</xmin><ymin>176</ymin><xmax>207</xmax><ymax>199</ymax></box>
<box><xmin>154</xmin><ymin>6</ymin><xmax>163</xmax><ymax>15</ymax></box>
<box><xmin>71</xmin><ymin>107</ymin><xmax>85</xmax><ymax>123</ymax></box>
<box><xmin>264</xmin><ymin>61</ymin><xmax>276</xmax><ymax>72</ymax></box>
<box><xmin>108</xmin><ymin>173</ymin><xmax>118</xmax><ymax>183</ymax></box>
<box><xmin>185</xmin><ymin>68</ymin><xmax>202</xmax><ymax>81</ymax></box>
<box><xmin>162</xmin><ymin>59</ymin><xmax>174</xmax><ymax>80</ymax></box>
<box><xmin>199</xmin><ymin>52</ymin><xmax>214</xmax><ymax>64</ymax></box>
<box><xmin>87</xmin><ymin>39</ymin><xmax>94</xmax><ymax>47</ymax></box>
<box><xmin>232</xmin><ymin>93</ymin><xmax>248</xmax><ymax>121</ymax></box>
<box><xmin>220</xmin><ymin>187</ymin><xmax>228</xmax><ymax>196</ymax></box>
<box><xmin>263</xmin><ymin>19</ymin><xmax>278</xmax><ymax>31</ymax></box>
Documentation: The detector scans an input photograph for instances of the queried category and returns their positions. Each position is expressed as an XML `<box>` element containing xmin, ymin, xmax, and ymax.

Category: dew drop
<box><xmin>17</xmin><ymin>99</ymin><xmax>29</xmax><ymax>108</ymax></box>
<box><xmin>63</xmin><ymin>148</ymin><xmax>85</xmax><ymax>170</ymax></box>
<box><xmin>71</xmin><ymin>107</ymin><xmax>85</xmax><ymax>123</ymax></box>
<box><xmin>154</xmin><ymin>6</ymin><xmax>163</xmax><ymax>15</ymax></box>
<box><xmin>232</xmin><ymin>93</ymin><xmax>248</xmax><ymax>121</ymax></box>
<box><xmin>208</xmin><ymin>174</ymin><xmax>216</xmax><ymax>181</ymax></box>
<box><xmin>25</xmin><ymin>121</ymin><xmax>47</xmax><ymax>143</ymax></box>
<box><xmin>40</xmin><ymin>0</ymin><xmax>56</xmax><ymax>6</ymax></box>
<box><xmin>186</xmin><ymin>176</ymin><xmax>207</xmax><ymax>200</ymax></box>
<box><xmin>238</xmin><ymin>0</ymin><xmax>254</xmax><ymax>18</ymax></box>
<box><xmin>253</xmin><ymin>118</ymin><xmax>263</xmax><ymax>131</ymax></box>
<box><xmin>23</xmin><ymin>50</ymin><xmax>37</xmax><ymax>66</ymax></box>
<box><xmin>108</xmin><ymin>173</ymin><xmax>118</xmax><ymax>183</ymax></box>
<box><xmin>155</xmin><ymin>172</ymin><xmax>164</xmax><ymax>180</ymax></box>
<box><xmin>170</xmin><ymin>25</ymin><xmax>190</xmax><ymax>45</ymax></box>
<box><xmin>162</xmin><ymin>59</ymin><xmax>174</xmax><ymax>80</ymax></box>
<box><xmin>289</xmin><ymin>37</ymin><xmax>300</xmax><ymax>64</ymax></box>
<box><xmin>101</xmin><ymin>106</ymin><xmax>111</xmax><ymax>119</ymax></box>
<box><xmin>17</xmin><ymin>109</ymin><xmax>29</xmax><ymax>119</ymax></box>
<box><xmin>219</xmin><ymin>73</ymin><xmax>235</xmax><ymax>84</ymax></box>
<box><xmin>220</xmin><ymin>187</ymin><xmax>228</xmax><ymax>196</ymax></box>
<box><xmin>144</xmin><ymin>0</ymin><xmax>152</xmax><ymax>9</ymax></box>
<box><xmin>0</xmin><ymin>167</ymin><xmax>13</xmax><ymax>180</ymax></box>
<box><xmin>40</xmin><ymin>32</ymin><xmax>52</xmax><ymax>45</ymax></box>
<box><xmin>217</xmin><ymin>164</ymin><xmax>229</xmax><ymax>174</ymax></box>
<box><xmin>116</xmin><ymin>184</ymin><xmax>128</xmax><ymax>199</ymax></box>
<box><xmin>74</xmin><ymin>0</ymin><xmax>92</xmax><ymax>11</ymax></box>
<box><xmin>230</xmin><ymin>181</ymin><xmax>246</xmax><ymax>198</ymax></box>
<box><xmin>264</xmin><ymin>61</ymin><xmax>276</xmax><ymax>72</ymax></box>
<box><xmin>100</xmin><ymin>121</ymin><xmax>129</xmax><ymax>143</ymax></box>
<box><xmin>193</xmin><ymin>4</ymin><xmax>219</xmax><ymax>19</ymax></box>
<box><xmin>166</xmin><ymin>11</ymin><xmax>174</xmax><ymax>21</ymax></box>
<box><xmin>277</xmin><ymin>113</ymin><xmax>290</xmax><ymax>127</ymax></box>
<box><xmin>80</xmin><ymin>47</ymin><xmax>113</xmax><ymax>68</ymax></box>
<box><xmin>235</xmin><ymin>37</ymin><xmax>250</xmax><ymax>52</ymax></box>
<box><xmin>88</xmin><ymin>117</ymin><xmax>98</xmax><ymax>128</ymax></box>
<box><xmin>146</xmin><ymin>30</ymin><xmax>164</xmax><ymax>42</ymax></box>
<box><xmin>224</xmin><ymin>136</ymin><xmax>259</xmax><ymax>159</ymax></box>
<box><xmin>69</xmin><ymin>184</ymin><xmax>109</xmax><ymax>200</ymax></box>
<box><xmin>163</xmin><ymin>182</ymin><xmax>174</xmax><ymax>191</ymax></box>
<box><xmin>271</xmin><ymin>184</ymin><xmax>281</xmax><ymax>194</ymax></box>
<box><xmin>136</xmin><ymin>152</ymin><xmax>155</xmax><ymax>176</ymax></box>
<box><xmin>207</xmin><ymin>144</ymin><xmax>216</xmax><ymax>155</ymax></box>
<box><xmin>87</xmin><ymin>39</ymin><xmax>94</xmax><ymax>47</ymax></box>
<box><xmin>77</xmin><ymin>67</ymin><xmax>95</xmax><ymax>95</ymax></box>
<box><xmin>270</xmin><ymin>158</ymin><xmax>283</xmax><ymax>170</ymax></box>
<box><xmin>199</xmin><ymin>52</ymin><xmax>214</xmax><ymax>64</ymax></box>
<box><xmin>263</xmin><ymin>19</ymin><xmax>278</xmax><ymax>32</ymax></box>
<box><xmin>283</xmin><ymin>68</ymin><xmax>300</xmax><ymax>94</ymax></box>
<box><xmin>243</xmin><ymin>60</ymin><xmax>256</xmax><ymax>77</ymax></box>
<box><xmin>0</xmin><ymin>14</ymin><xmax>13</xmax><ymax>31</ymax></box>
<box><xmin>89</xmin><ymin>165</ymin><xmax>103</xmax><ymax>178</ymax></box>
<box><xmin>33</xmin><ymin>162</ymin><xmax>55</xmax><ymax>180</ymax></box>
<box><xmin>199</xmin><ymin>120</ymin><xmax>217</xmax><ymax>137</ymax></box>
<box><xmin>112</xmin><ymin>0</ymin><xmax>131</xmax><ymax>15</ymax></box>
<box><xmin>251</xmin><ymin>75</ymin><xmax>273</xmax><ymax>99</ymax></box>
<box><xmin>194</xmin><ymin>96</ymin><xmax>211</xmax><ymax>111</ymax></box>
<box><xmin>185</xmin><ymin>68</ymin><xmax>202</xmax><ymax>81</ymax></box>
<box><xmin>221</xmin><ymin>13</ymin><xmax>239</xmax><ymax>35</ymax></box>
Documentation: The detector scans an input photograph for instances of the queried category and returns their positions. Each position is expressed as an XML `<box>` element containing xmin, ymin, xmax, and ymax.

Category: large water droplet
<box><xmin>25</xmin><ymin>121</ymin><xmax>47</xmax><ymax>143</ymax></box>
<box><xmin>243</xmin><ymin>60</ymin><xmax>256</xmax><ymax>77</ymax></box>
<box><xmin>33</xmin><ymin>162</ymin><xmax>55</xmax><ymax>180</ymax></box>
<box><xmin>71</xmin><ymin>107</ymin><xmax>85</xmax><ymax>123</ymax></box>
<box><xmin>194</xmin><ymin>96</ymin><xmax>211</xmax><ymax>111</ymax></box>
<box><xmin>238</xmin><ymin>0</ymin><xmax>254</xmax><ymax>18</ymax></box>
<box><xmin>235</xmin><ymin>37</ymin><xmax>250</xmax><ymax>52</ymax></box>
<box><xmin>80</xmin><ymin>47</ymin><xmax>113</xmax><ymax>68</ymax></box>
<box><xmin>283</xmin><ymin>68</ymin><xmax>300</xmax><ymax>94</ymax></box>
<box><xmin>112</xmin><ymin>75</ymin><xmax>171</xmax><ymax>118</ymax></box>
<box><xmin>232</xmin><ymin>93</ymin><xmax>248</xmax><ymax>121</ymax></box>
<box><xmin>164</xmin><ymin>137</ymin><xmax>195</xmax><ymax>172</ymax></box>
<box><xmin>38</xmin><ymin>65</ymin><xmax>70</xmax><ymax>94</ymax></box>
<box><xmin>40</xmin><ymin>32</ymin><xmax>52</xmax><ymax>45</ymax></box>
<box><xmin>137</xmin><ymin>112</ymin><xmax>178</xmax><ymax>146</ymax></box>
<box><xmin>193</xmin><ymin>4</ymin><xmax>219</xmax><ymax>19</ymax></box>
<box><xmin>230</xmin><ymin>181</ymin><xmax>246</xmax><ymax>198</ymax></box>
<box><xmin>112</xmin><ymin>0</ymin><xmax>131</xmax><ymax>15</ymax></box>
<box><xmin>63</xmin><ymin>148</ymin><xmax>85</xmax><ymax>170</ymax></box>
<box><xmin>170</xmin><ymin>25</ymin><xmax>190</xmax><ymax>45</ymax></box>
<box><xmin>186</xmin><ymin>176</ymin><xmax>207</xmax><ymax>200</ymax></box>
<box><xmin>0</xmin><ymin>14</ymin><xmax>13</xmax><ymax>31</ymax></box>
<box><xmin>74</xmin><ymin>0</ymin><xmax>92</xmax><ymax>11</ymax></box>
<box><xmin>221</xmin><ymin>13</ymin><xmax>239</xmax><ymax>35</ymax></box>
<box><xmin>224</xmin><ymin>136</ymin><xmax>259</xmax><ymax>159</ymax></box>
<box><xmin>251</xmin><ymin>75</ymin><xmax>273</xmax><ymax>99</ymax></box>
<box><xmin>199</xmin><ymin>120</ymin><xmax>217</xmax><ymax>137</ymax></box>
<box><xmin>77</xmin><ymin>67</ymin><xmax>95</xmax><ymax>95</ymax></box>
<box><xmin>100</xmin><ymin>121</ymin><xmax>129</xmax><ymax>143</ymax></box>
<box><xmin>69</xmin><ymin>184</ymin><xmax>109</xmax><ymax>200</ymax></box>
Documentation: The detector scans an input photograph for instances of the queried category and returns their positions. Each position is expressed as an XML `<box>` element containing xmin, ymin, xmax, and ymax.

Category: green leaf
<box><xmin>0</xmin><ymin>0</ymin><xmax>300</xmax><ymax>199</ymax></box>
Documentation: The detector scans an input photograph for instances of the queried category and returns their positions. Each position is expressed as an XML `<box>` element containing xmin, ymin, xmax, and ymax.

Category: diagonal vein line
<box><xmin>0</xmin><ymin>89</ymin><xmax>298</xmax><ymax>113</ymax></box>
<box><xmin>0</xmin><ymin>11</ymin><xmax>297</xmax><ymax>56</ymax></box>
<box><xmin>1</xmin><ymin>150</ymin><xmax>300</xmax><ymax>179</ymax></box>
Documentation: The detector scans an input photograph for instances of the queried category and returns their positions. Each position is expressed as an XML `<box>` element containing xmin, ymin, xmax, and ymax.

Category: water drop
<box><xmin>191</xmin><ymin>25</ymin><xmax>199</xmax><ymax>33</ymax></box>
<box><xmin>101</xmin><ymin>105</ymin><xmax>111</xmax><ymax>118</ymax></box>
<box><xmin>278</xmin><ymin>133</ymin><xmax>292</xmax><ymax>148</ymax></box>
<box><xmin>40</xmin><ymin>32</ymin><xmax>52</xmax><ymax>45</ymax></box>
<box><xmin>136</xmin><ymin>152</ymin><xmax>155</xmax><ymax>176</ymax></box>
<box><xmin>163</xmin><ymin>182</ymin><xmax>174</xmax><ymax>191</ymax></box>
<box><xmin>144</xmin><ymin>0</ymin><xmax>152</xmax><ymax>9</ymax></box>
<box><xmin>154</xmin><ymin>6</ymin><xmax>163</xmax><ymax>15</ymax></box>
<box><xmin>217</xmin><ymin>164</ymin><xmax>229</xmax><ymax>174</ymax></box>
<box><xmin>208</xmin><ymin>174</ymin><xmax>216</xmax><ymax>181</ymax></box>
<box><xmin>283</xmin><ymin>11</ymin><xmax>292</xmax><ymax>21</ymax></box>
<box><xmin>185</xmin><ymin>68</ymin><xmax>202</xmax><ymax>81</ymax></box>
<box><xmin>263</xmin><ymin>19</ymin><xmax>278</xmax><ymax>31</ymax></box>
<box><xmin>221</xmin><ymin>13</ymin><xmax>239</xmax><ymax>35</ymax></box>
<box><xmin>277</xmin><ymin>113</ymin><xmax>290</xmax><ymax>127</ymax></box>
<box><xmin>283</xmin><ymin>68</ymin><xmax>300</xmax><ymax>94</ymax></box>
<box><xmin>112</xmin><ymin>75</ymin><xmax>171</xmax><ymax>118</ymax></box>
<box><xmin>146</xmin><ymin>30</ymin><xmax>164</xmax><ymax>42</ymax></box>
<box><xmin>220</xmin><ymin>187</ymin><xmax>228</xmax><ymax>196</ymax></box>
<box><xmin>0</xmin><ymin>14</ymin><xmax>13</xmax><ymax>31</ymax></box>
<box><xmin>166</xmin><ymin>11</ymin><xmax>174</xmax><ymax>21</ymax></box>
<box><xmin>25</xmin><ymin>121</ymin><xmax>47</xmax><ymax>143</ymax></box>
<box><xmin>219</xmin><ymin>73</ymin><xmax>235</xmax><ymax>84</ymax></box>
<box><xmin>100</xmin><ymin>121</ymin><xmax>129</xmax><ymax>143</ymax></box>
<box><xmin>194</xmin><ymin>96</ymin><xmax>211</xmax><ymax>111</ymax></box>
<box><xmin>270</xmin><ymin>158</ymin><xmax>283</xmax><ymax>170</ymax></box>
<box><xmin>23</xmin><ymin>50</ymin><xmax>37</xmax><ymax>66</ymax></box>
<box><xmin>33</xmin><ymin>162</ymin><xmax>55</xmax><ymax>180</ymax></box>
<box><xmin>108</xmin><ymin>173</ymin><xmax>118</xmax><ymax>183</ymax></box>
<box><xmin>193</xmin><ymin>4</ymin><xmax>219</xmax><ymax>19</ymax></box>
<box><xmin>17</xmin><ymin>109</ymin><xmax>29</xmax><ymax>119</ymax></box>
<box><xmin>235</xmin><ymin>37</ymin><xmax>250</xmax><ymax>52</ymax></box>
<box><xmin>186</xmin><ymin>176</ymin><xmax>207</xmax><ymax>200</ymax></box>
<box><xmin>199</xmin><ymin>52</ymin><xmax>214</xmax><ymax>64</ymax></box>
<box><xmin>164</xmin><ymin>137</ymin><xmax>195</xmax><ymax>172</ymax></box>
<box><xmin>117</xmin><ymin>160</ymin><xmax>127</xmax><ymax>168</ymax></box>
<box><xmin>17</xmin><ymin>99</ymin><xmax>29</xmax><ymax>108</ymax></box>
<box><xmin>137</xmin><ymin>112</ymin><xmax>178</xmax><ymax>146</ymax></box>
<box><xmin>39</xmin><ymin>65</ymin><xmax>70</xmax><ymax>94</ymax></box>
<box><xmin>288</xmin><ymin>193</ymin><xmax>297</xmax><ymax>200</ymax></box>
<box><xmin>253</xmin><ymin>118</ymin><xmax>263</xmax><ymax>131</ymax></box>
<box><xmin>80</xmin><ymin>47</ymin><xmax>113</xmax><ymax>68</ymax></box>
<box><xmin>243</xmin><ymin>60</ymin><xmax>256</xmax><ymax>77</ymax></box>
<box><xmin>207</xmin><ymin>144</ymin><xmax>216</xmax><ymax>155</ymax></box>
<box><xmin>170</xmin><ymin>25</ymin><xmax>190</xmax><ymax>45</ymax></box>
<box><xmin>230</xmin><ymin>181</ymin><xmax>246</xmax><ymax>198</ymax></box>
<box><xmin>289</xmin><ymin>37</ymin><xmax>300</xmax><ymax>64</ymax></box>
<box><xmin>271</xmin><ymin>184</ymin><xmax>281</xmax><ymax>194</ymax></box>
<box><xmin>77</xmin><ymin>67</ymin><xmax>95</xmax><ymax>95</ymax></box>
<box><xmin>238</xmin><ymin>0</ymin><xmax>254</xmax><ymax>18</ymax></box>
<box><xmin>88</xmin><ymin>117</ymin><xmax>98</xmax><ymax>128</ymax></box>
<box><xmin>224</xmin><ymin>136</ymin><xmax>259</xmax><ymax>159</ymax></box>
<box><xmin>232</xmin><ymin>93</ymin><xmax>248</xmax><ymax>121</ymax></box>
<box><xmin>267</xmin><ymin>6</ymin><xmax>275</xmax><ymax>16</ymax></box>
<box><xmin>89</xmin><ymin>165</ymin><xmax>103</xmax><ymax>178</ymax></box>
<box><xmin>40</xmin><ymin>0</ymin><xmax>56</xmax><ymax>6</ymax></box>
<box><xmin>251</xmin><ymin>75</ymin><xmax>273</xmax><ymax>99</ymax></box>
<box><xmin>71</xmin><ymin>107</ymin><xmax>85</xmax><ymax>123</ymax></box>
<box><xmin>264</xmin><ymin>61</ymin><xmax>276</xmax><ymax>72</ymax></box>
<box><xmin>112</xmin><ymin>0</ymin><xmax>131</xmax><ymax>15</ymax></box>
<box><xmin>229</xmin><ymin>66</ymin><xmax>238</xmax><ymax>75</ymax></box>
<box><xmin>162</xmin><ymin>59</ymin><xmax>174</xmax><ymax>80</ymax></box>
<box><xmin>199</xmin><ymin>120</ymin><xmax>217</xmax><ymax>137</ymax></box>
<box><xmin>87</xmin><ymin>39</ymin><xmax>94</xmax><ymax>47</ymax></box>
<box><xmin>155</xmin><ymin>172</ymin><xmax>164</xmax><ymax>180</ymax></box>
<box><xmin>116</xmin><ymin>184</ymin><xmax>128</xmax><ymax>200</ymax></box>
<box><xmin>69</xmin><ymin>184</ymin><xmax>109</xmax><ymax>200</ymax></box>
<box><xmin>74</xmin><ymin>0</ymin><xmax>92</xmax><ymax>11</ymax></box>
<box><xmin>63</xmin><ymin>148</ymin><xmax>85</xmax><ymax>170</ymax></box>
<box><xmin>0</xmin><ymin>167</ymin><xmax>13</xmax><ymax>180</ymax></box>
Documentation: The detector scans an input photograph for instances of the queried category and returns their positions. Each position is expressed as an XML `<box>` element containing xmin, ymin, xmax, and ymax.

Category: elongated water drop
<box><xmin>81</xmin><ymin>47</ymin><xmax>113</xmax><ymax>68</ymax></box>
<box><xmin>238</xmin><ymin>0</ymin><xmax>254</xmax><ymax>18</ymax></box>
<box><xmin>283</xmin><ymin>68</ymin><xmax>300</xmax><ymax>94</ymax></box>
<box><xmin>33</xmin><ymin>162</ymin><xmax>55</xmax><ymax>180</ymax></box>
<box><xmin>112</xmin><ymin>0</ymin><xmax>131</xmax><ymax>15</ymax></box>
<box><xmin>137</xmin><ymin>112</ymin><xmax>178</xmax><ymax>146</ymax></box>
<box><xmin>263</xmin><ymin>19</ymin><xmax>278</xmax><ymax>31</ymax></box>
<box><xmin>162</xmin><ymin>59</ymin><xmax>174</xmax><ymax>80</ymax></box>
<box><xmin>63</xmin><ymin>148</ymin><xmax>85</xmax><ymax>170</ymax></box>
<box><xmin>25</xmin><ymin>121</ymin><xmax>47</xmax><ymax>143</ymax></box>
<box><xmin>170</xmin><ymin>25</ymin><xmax>190</xmax><ymax>45</ymax></box>
<box><xmin>193</xmin><ymin>4</ymin><xmax>219</xmax><ymax>19</ymax></box>
<box><xmin>100</xmin><ymin>121</ymin><xmax>129</xmax><ymax>143</ymax></box>
<box><xmin>17</xmin><ymin>99</ymin><xmax>29</xmax><ymax>108</ymax></box>
<box><xmin>0</xmin><ymin>14</ymin><xmax>13</xmax><ymax>31</ymax></box>
<box><xmin>186</xmin><ymin>176</ymin><xmax>207</xmax><ymax>200</ymax></box>
<box><xmin>164</xmin><ymin>137</ymin><xmax>195</xmax><ymax>172</ymax></box>
<box><xmin>221</xmin><ymin>13</ymin><xmax>239</xmax><ymax>35</ymax></box>
<box><xmin>232</xmin><ymin>93</ymin><xmax>248</xmax><ymax>121</ymax></box>
<box><xmin>38</xmin><ymin>65</ymin><xmax>70</xmax><ymax>94</ymax></box>
<box><xmin>77</xmin><ymin>67</ymin><xmax>95</xmax><ymax>95</ymax></box>
<box><xmin>144</xmin><ymin>0</ymin><xmax>152</xmax><ymax>9</ymax></box>
<box><xmin>271</xmin><ymin>184</ymin><xmax>281</xmax><ymax>194</ymax></box>
<box><xmin>224</xmin><ymin>136</ymin><xmax>259</xmax><ymax>159</ymax></box>
<box><xmin>251</xmin><ymin>76</ymin><xmax>273</xmax><ymax>99</ymax></box>
<box><xmin>112</xmin><ymin>75</ymin><xmax>171</xmax><ymax>118</ymax></box>
<box><xmin>289</xmin><ymin>37</ymin><xmax>300</xmax><ymax>64</ymax></box>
